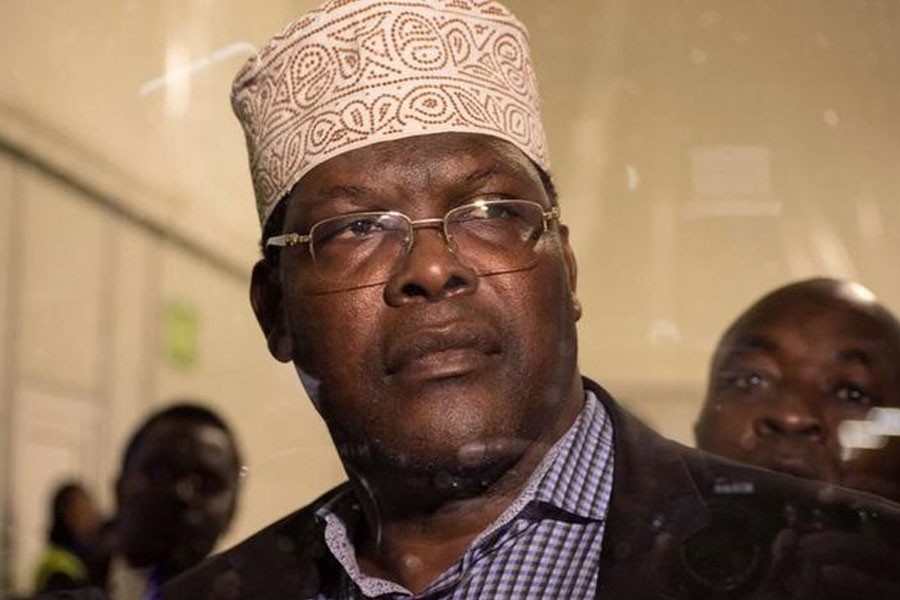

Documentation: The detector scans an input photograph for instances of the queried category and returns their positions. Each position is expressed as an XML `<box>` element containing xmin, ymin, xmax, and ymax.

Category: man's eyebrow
<box><xmin>715</xmin><ymin>335</ymin><xmax>779</xmax><ymax>366</ymax></box>
<box><xmin>314</xmin><ymin>185</ymin><xmax>374</xmax><ymax>201</ymax></box>
<box><xmin>837</xmin><ymin>347</ymin><xmax>876</xmax><ymax>368</ymax></box>
<box><xmin>463</xmin><ymin>163</ymin><xmax>522</xmax><ymax>185</ymax></box>
<box><xmin>722</xmin><ymin>335</ymin><xmax>779</xmax><ymax>356</ymax></box>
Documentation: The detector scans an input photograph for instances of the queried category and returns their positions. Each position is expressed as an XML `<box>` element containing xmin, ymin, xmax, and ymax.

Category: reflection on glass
<box><xmin>1</xmin><ymin>0</ymin><xmax>899</xmax><ymax>597</ymax></box>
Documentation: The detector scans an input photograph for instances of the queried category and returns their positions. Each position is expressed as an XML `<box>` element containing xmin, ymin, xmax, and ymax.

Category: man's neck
<box><xmin>349</xmin><ymin>379</ymin><xmax>586</xmax><ymax>594</ymax></box>
<box><xmin>108</xmin><ymin>555</ymin><xmax>151</xmax><ymax>600</ymax></box>
<box><xmin>355</xmin><ymin>489</ymin><xmax>519</xmax><ymax>593</ymax></box>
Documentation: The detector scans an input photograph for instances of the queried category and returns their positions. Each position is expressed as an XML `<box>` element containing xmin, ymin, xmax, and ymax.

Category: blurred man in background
<box><xmin>105</xmin><ymin>403</ymin><xmax>242</xmax><ymax>599</ymax></box>
<box><xmin>696</xmin><ymin>277</ymin><xmax>900</xmax><ymax>503</ymax></box>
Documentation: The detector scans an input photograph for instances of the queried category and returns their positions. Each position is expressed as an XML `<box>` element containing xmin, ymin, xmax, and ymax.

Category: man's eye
<box><xmin>719</xmin><ymin>371</ymin><xmax>772</xmax><ymax>394</ymax></box>
<box><xmin>317</xmin><ymin>215</ymin><xmax>390</xmax><ymax>244</ymax></box>
<box><xmin>835</xmin><ymin>384</ymin><xmax>874</xmax><ymax>407</ymax></box>
<box><xmin>454</xmin><ymin>200</ymin><xmax>519</xmax><ymax>222</ymax></box>
<box><xmin>346</xmin><ymin>218</ymin><xmax>383</xmax><ymax>236</ymax></box>
<box><xmin>143</xmin><ymin>463</ymin><xmax>173</xmax><ymax>483</ymax></box>
<box><xmin>481</xmin><ymin>203</ymin><xmax>521</xmax><ymax>220</ymax></box>
<box><xmin>191</xmin><ymin>472</ymin><xmax>227</xmax><ymax>495</ymax></box>
<box><xmin>735</xmin><ymin>373</ymin><xmax>765</xmax><ymax>389</ymax></box>
<box><xmin>336</xmin><ymin>217</ymin><xmax>385</xmax><ymax>240</ymax></box>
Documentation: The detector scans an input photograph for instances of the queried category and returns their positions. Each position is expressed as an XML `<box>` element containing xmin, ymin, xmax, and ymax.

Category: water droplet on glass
<box><xmin>689</xmin><ymin>48</ymin><xmax>708</xmax><ymax>65</ymax></box>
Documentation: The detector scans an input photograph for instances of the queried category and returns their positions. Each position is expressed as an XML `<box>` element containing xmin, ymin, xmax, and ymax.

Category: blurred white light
<box><xmin>140</xmin><ymin>42</ymin><xmax>257</xmax><ymax>98</ymax></box>
<box><xmin>689</xmin><ymin>48</ymin><xmax>708</xmax><ymax>65</ymax></box>
<box><xmin>838</xmin><ymin>419</ymin><xmax>887</xmax><ymax>451</ymax></box>
<box><xmin>682</xmin><ymin>200</ymin><xmax>782</xmax><ymax>219</ymax></box>
<box><xmin>868</xmin><ymin>407</ymin><xmax>900</xmax><ymax>436</ymax></box>
<box><xmin>163</xmin><ymin>42</ymin><xmax>192</xmax><ymax>116</ymax></box>
<box><xmin>684</xmin><ymin>145</ymin><xmax>780</xmax><ymax>219</ymax></box>
<box><xmin>648</xmin><ymin>319</ymin><xmax>681</xmax><ymax>345</ymax></box>
<box><xmin>810</xmin><ymin>222</ymin><xmax>856</xmax><ymax>278</ymax></box>
<box><xmin>625</xmin><ymin>164</ymin><xmax>640</xmax><ymax>192</ymax></box>
<box><xmin>837</xmin><ymin>280</ymin><xmax>877</xmax><ymax>305</ymax></box>
<box><xmin>699</xmin><ymin>10</ymin><xmax>721</xmax><ymax>28</ymax></box>
<box><xmin>856</xmin><ymin>198</ymin><xmax>885</xmax><ymax>240</ymax></box>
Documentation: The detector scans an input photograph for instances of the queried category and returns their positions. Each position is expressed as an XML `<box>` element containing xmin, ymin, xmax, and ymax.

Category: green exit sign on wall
<box><xmin>162</xmin><ymin>300</ymin><xmax>199</xmax><ymax>369</ymax></box>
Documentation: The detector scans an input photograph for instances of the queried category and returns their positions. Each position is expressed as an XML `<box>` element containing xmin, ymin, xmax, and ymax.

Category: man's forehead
<box><xmin>717</xmin><ymin>319</ymin><xmax>895</xmax><ymax>369</ymax></box>
<box><xmin>745</xmin><ymin>296</ymin><xmax>888</xmax><ymax>338</ymax></box>
<box><xmin>289</xmin><ymin>133</ymin><xmax>543</xmax><ymax>208</ymax></box>
<box><xmin>134</xmin><ymin>420</ymin><xmax>232</xmax><ymax>457</ymax></box>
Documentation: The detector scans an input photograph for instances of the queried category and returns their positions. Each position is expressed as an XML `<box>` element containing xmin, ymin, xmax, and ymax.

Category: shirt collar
<box><xmin>534</xmin><ymin>389</ymin><xmax>613</xmax><ymax>520</ymax></box>
<box><xmin>313</xmin><ymin>389</ymin><xmax>613</xmax><ymax>594</ymax></box>
<box><xmin>316</xmin><ymin>389</ymin><xmax>609</xmax><ymax>523</ymax></box>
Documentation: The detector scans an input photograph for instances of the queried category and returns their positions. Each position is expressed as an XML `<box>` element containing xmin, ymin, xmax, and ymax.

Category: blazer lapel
<box><xmin>587</xmin><ymin>379</ymin><xmax>710</xmax><ymax>599</ymax></box>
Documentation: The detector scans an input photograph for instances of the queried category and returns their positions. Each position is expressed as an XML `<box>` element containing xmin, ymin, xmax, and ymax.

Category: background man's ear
<box><xmin>250</xmin><ymin>260</ymin><xmax>293</xmax><ymax>362</ymax></box>
<box><xmin>114</xmin><ymin>474</ymin><xmax>124</xmax><ymax>508</ymax></box>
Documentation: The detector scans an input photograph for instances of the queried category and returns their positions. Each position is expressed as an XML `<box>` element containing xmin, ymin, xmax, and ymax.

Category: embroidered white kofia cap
<box><xmin>231</xmin><ymin>0</ymin><xmax>549</xmax><ymax>229</ymax></box>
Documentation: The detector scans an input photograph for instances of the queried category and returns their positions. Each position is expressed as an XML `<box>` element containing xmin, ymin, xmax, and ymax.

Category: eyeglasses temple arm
<box><xmin>265</xmin><ymin>233</ymin><xmax>310</xmax><ymax>247</ymax></box>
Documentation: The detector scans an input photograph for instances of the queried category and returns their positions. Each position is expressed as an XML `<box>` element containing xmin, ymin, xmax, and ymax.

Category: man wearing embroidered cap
<box><xmin>162</xmin><ymin>1</ymin><xmax>900</xmax><ymax>598</ymax></box>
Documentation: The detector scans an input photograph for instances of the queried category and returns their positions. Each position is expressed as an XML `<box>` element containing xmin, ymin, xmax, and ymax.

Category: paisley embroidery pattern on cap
<box><xmin>232</xmin><ymin>0</ymin><xmax>548</xmax><ymax>228</ymax></box>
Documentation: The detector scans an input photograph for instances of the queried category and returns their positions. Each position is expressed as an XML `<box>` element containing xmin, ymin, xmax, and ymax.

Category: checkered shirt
<box><xmin>313</xmin><ymin>390</ymin><xmax>615</xmax><ymax>599</ymax></box>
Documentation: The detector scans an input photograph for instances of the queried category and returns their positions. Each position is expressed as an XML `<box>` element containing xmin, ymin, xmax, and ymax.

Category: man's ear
<box><xmin>114</xmin><ymin>472</ymin><xmax>127</xmax><ymax>513</ymax></box>
<box><xmin>250</xmin><ymin>259</ymin><xmax>293</xmax><ymax>363</ymax></box>
<box><xmin>558</xmin><ymin>224</ymin><xmax>582</xmax><ymax>321</ymax></box>
<box><xmin>223</xmin><ymin>486</ymin><xmax>239</xmax><ymax>532</ymax></box>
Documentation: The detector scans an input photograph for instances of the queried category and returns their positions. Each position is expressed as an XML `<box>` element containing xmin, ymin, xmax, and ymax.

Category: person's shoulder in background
<box><xmin>163</xmin><ymin>483</ymin><xmax>350</xmax><ymax>600</ymax></box>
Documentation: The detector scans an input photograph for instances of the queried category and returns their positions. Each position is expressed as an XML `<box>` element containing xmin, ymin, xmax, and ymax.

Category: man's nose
<box><xmin>753</xmin><ymin>391</ymin><xmax>825</xmax><ymax>440</ymax></box>
<box><xmin>383</xmin><ymin>226</ymin><xmax>478</xmax><ymax>305</ymax></box>
<box><xmin>172</xmin><ymin>475</ymin><xmax>202</xmax><ymax>504</ymax></box>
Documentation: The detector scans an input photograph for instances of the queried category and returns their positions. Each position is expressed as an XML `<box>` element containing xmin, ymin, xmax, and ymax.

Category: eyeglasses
<box><xmin>266</xmin><ymin>199</ymin><xmax>561</xmax><ymax>287</ymax></box>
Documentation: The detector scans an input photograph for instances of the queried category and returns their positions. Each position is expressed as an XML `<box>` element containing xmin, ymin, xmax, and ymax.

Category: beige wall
<box><xmin>0</xmin><ymin>151</ymin><xmax>14</xmax><ymax>590</ymax></box>
<box><xmin>0</xmin><ymin>151</ymin><xmax>345</xmax><ymax>592</ymax></box>
<box><xmin>1</xmin><ymin>0</ymin><xmax>899</xmax><ymax>593</ymax></box>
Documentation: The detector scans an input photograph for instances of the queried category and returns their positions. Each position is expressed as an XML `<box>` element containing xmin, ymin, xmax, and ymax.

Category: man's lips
<box><xmin>751</xmin><ymin>443</ymin><xmax>830</xmax><ymax>480</ymax></box>
<box><xmin>384</xmin><ymin>324</ymin><xmax>500</xmax><ymax>379</ymax></box>
<box><xmin>763</xmin><ymin>456</ymin><xmax>820</xmax><ymax>479</ymax></box>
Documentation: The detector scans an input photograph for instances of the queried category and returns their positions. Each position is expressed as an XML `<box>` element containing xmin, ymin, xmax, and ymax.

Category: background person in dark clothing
<box><xmin>32</xmin><ymin>482</ymin><xmax>101</xmax><ymax>594</ymax></box>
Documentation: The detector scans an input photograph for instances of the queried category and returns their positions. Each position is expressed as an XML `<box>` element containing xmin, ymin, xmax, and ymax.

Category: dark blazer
<box><xmin>163</xmin><ymin>379</ymin><xmax>900</xmax><ymax>599</ymax></box>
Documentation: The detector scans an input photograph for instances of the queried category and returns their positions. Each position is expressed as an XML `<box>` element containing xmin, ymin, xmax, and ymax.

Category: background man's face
<box><xmin>695</xmin><ymin>298</ymin><xmax>900</xmax><ymax>501</ymax></box>
<box><xmin>65</xmin><ymin>487</ymin><xmax>99</xmax><ymax>542</ymax></box>
<box><xmin>264</xmin><ymin>132</ymin><xmax>580</xmax><ymax>487</ymax></box>
<box><xmin>116</xmin><ymin>420</ymin><xmax>239</xmax><ymax>576</ymax></box>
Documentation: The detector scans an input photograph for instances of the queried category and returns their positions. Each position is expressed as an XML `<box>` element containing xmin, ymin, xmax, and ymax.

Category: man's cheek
<box><xmin>206</xmin><ymin>500</ymin><xmax>235</xmax><ymax>529</ymax></box>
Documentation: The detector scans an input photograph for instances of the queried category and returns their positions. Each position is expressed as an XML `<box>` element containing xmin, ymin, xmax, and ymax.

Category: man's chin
<box><xmin>757</xmin><ymin>456</ymin><xmax>827</xmax><ymax>481</ymax></box>
<box><xmin>159</xmin><ymin>543</ymin><xmax>215</xmax><ymax>578</ymax></box>
<box><xmin>125</xmin><ymin>534</ymin><xmax>213</xmax><ymax>574</ymax></box>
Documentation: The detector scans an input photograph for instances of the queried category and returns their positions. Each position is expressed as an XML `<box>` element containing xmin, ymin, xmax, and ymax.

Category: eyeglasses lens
<box><xmin>307</xmin><ymin>201</ymin><xmax>548</xmax><ymax>287</ymax></box>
